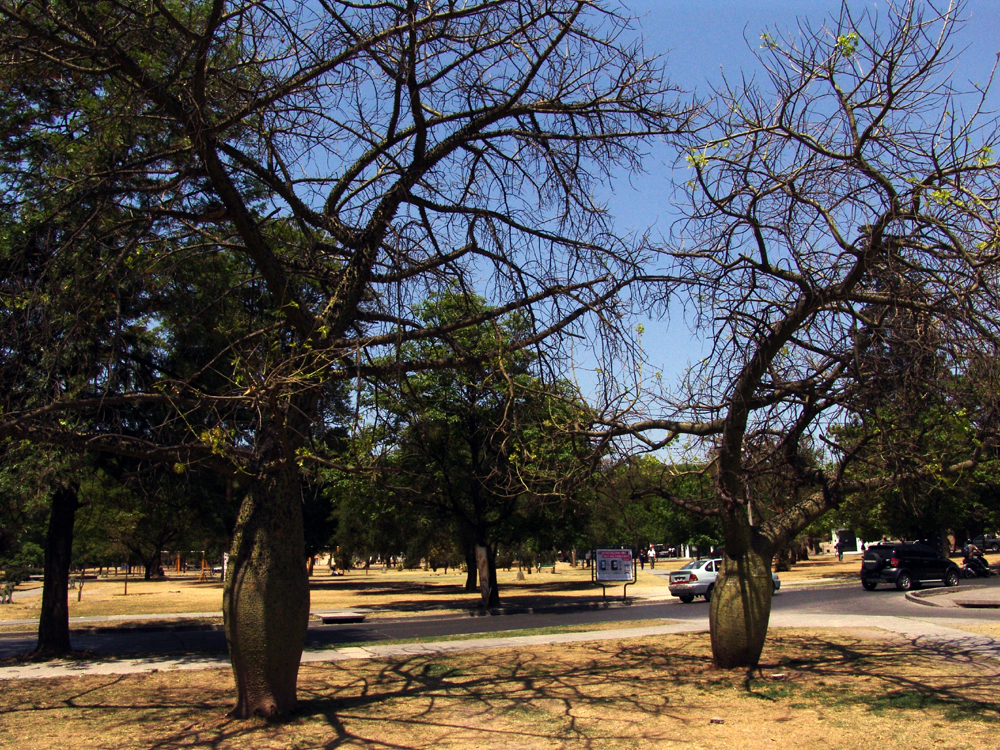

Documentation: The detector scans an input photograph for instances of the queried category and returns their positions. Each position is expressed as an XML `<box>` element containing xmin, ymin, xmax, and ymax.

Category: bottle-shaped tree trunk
<box><xmin>35</xmin><ymin>484</ymin><xmax>79</xmax><ymax>657</ymax></box>
<box><xmin>709</xmin><ymin>509</ymin><xmax>774</xmax><ymax>669</ymax></box>
<box><xmin>223</xmin><ymin>465</ymin><xmax>309</xmax><ymax>719</ymax></box>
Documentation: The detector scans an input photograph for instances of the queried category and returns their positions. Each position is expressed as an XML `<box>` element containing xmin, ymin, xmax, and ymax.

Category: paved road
<box><xmin>3</xmin><ymin>579</ymin><xmax>998</xmax><ymax>659</ymax></box>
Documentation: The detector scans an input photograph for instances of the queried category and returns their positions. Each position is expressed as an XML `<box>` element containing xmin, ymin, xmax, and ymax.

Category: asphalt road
<box><xmin>3</xmin><ymin>579</ymin><xmax>999</xmax><ymax>660</ymax></box>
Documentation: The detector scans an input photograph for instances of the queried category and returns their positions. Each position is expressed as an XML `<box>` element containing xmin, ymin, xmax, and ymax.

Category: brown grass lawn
<box><xmin>0</xmin><ymin>566</ymin><xmax>674</xmax><ymax>625</ymax></box>
<box><xmin>0</xmin><ymin>555</ymin><xmax>885</xmax><ymax>628</ymax></box>
<box><xmin>2</xmin><ymin>628</ymin><xmax>997</xmax><ymax>749</ymax></box>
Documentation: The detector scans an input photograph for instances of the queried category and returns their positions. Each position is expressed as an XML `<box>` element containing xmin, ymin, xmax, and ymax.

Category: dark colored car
<box><xmin>860</xmin><ymin>542</ymin><xmax>961</xmax><ymax>591</ymax></box>
<box><xmin>970</xmin><ymin>535</ymin><xmax>1000</xmax><ymax>553</ymax></box>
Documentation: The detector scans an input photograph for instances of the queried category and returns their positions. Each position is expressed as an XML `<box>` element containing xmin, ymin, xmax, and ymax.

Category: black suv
<box><xmin>860</xmin><ymin>542</ymin><xmax>961</xmax><ymax>591</ymax></box>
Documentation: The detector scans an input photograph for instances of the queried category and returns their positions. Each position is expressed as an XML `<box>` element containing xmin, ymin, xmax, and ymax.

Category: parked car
<box><xmin>969</xmin><ymin>535</ymin><xmax>1000</xmax><ymax>553</ymax></box>
<box><xmin>859</xmin><ymin>542</ymin><xmax>961</xmax><ymax>591</ymax></box>
<box><xmin>668</xmin><ymin>558</ymin><xmax>781</xmax><ymax>603</ymax></box>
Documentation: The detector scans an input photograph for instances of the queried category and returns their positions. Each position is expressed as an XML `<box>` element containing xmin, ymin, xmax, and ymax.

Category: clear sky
<box><xmin>591</xmin><ymin>0</ymin><xmax>1000</xmax><ymax>388</ymax></box>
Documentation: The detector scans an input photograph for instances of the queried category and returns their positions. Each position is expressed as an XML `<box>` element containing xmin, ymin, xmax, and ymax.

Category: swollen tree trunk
<box><xmin>223</xmin><ymin>465</ymin><xmax>309</xmax><ymax>719</ymax></box>
<box><xmin>709</xmin><ymin>509</ymin><xmax>774</xmax><ymax>670</ymax></box>
<box><xmin>35</xmin><ymin>484</ymin><xmax>79</xmax><ymax>657</ymax></box>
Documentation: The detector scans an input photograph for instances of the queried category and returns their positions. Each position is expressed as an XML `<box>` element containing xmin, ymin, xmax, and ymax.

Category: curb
<box><xmin>905</xmin><ymin>585</ymin><xmax>988</xmax><ymax>607</ymax></box>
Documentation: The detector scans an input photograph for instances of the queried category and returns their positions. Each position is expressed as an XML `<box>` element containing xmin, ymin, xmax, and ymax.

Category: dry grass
<box><xmin>2</xmin><ymin>628</ymin><xmax>997</xmax><ymax>749</ymax></box>
<box><xmin>0</xmin><ymin>555</ymin><xmax>890</xmax><ymax>628</ymax></box>
<box><xmin>308</xmin><ymin>567</ymin><xmax>671</xmax><ymax>618</ymax></box>
<box><xmin>0</xmin><ymin>577</ymin><xmax>224</xmax><ymax>624</ymax></box>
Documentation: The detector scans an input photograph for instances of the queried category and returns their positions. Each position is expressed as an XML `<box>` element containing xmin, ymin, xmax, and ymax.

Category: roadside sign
<box><xmin>595</xmin><ymin>548</ymin><xmax>634</xmax><ymax>581</ymax></box>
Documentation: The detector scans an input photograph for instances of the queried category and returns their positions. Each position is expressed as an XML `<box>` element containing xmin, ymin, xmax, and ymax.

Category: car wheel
<box><xmin>704</xmin><ymin>584</ymin><xmax>714</xmax><ymax>602</ymax></box>
<box><xmin>679</xmin><ymin>594</ymin><xmax>694</xmax><ymax>603</ymax></box>
<box><xmin>895</xmin><ymin>572</ymin><xmax>913</xmax><ymax>591</ymax></box>
<box><xmin>992</xmin><ymin>544</ymin><xmax>1000</xmax><ymax>553</ymax></box>
<box><xmin>772</xmin><ymin>580</ymin><xmax>777</xmax><ymax>594</ymax></box>
<box><xmin>944</xmin><ymin>569</ymin><xmax>960</xmax><ymax>587</ymax></box>
<box><xmin>861</xmin><ymin>579</ymin><xmax>878</xmax><ymax>591</ymax></box>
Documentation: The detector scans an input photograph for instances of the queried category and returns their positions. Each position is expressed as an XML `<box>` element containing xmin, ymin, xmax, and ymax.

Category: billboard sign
<box><xmin>595</xmin><ymin>548</ymin><xmax>634</xmax><ymax>582</ymax></box>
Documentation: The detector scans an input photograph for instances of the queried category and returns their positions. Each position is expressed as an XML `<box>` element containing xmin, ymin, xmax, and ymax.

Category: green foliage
<box><xmin>330</xmin><ymin>290</ymin><xmax>599</xmax><ymax>571</ymax></box>
<box><xmin>588</xmin><ymin>456</ymin><xmax>721</xmax><ymax>550</ymax></box>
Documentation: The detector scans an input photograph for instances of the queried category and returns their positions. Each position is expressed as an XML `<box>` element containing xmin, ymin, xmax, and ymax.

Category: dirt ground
<box><xmin>2</xmin><ymin>627</ymin><xmax>996</xmax><ymax>750</ymax></box>
<box><xmin>0</xmin><ymin>555</ymin><xmax>868</xmax><ymax>627</ymax></box>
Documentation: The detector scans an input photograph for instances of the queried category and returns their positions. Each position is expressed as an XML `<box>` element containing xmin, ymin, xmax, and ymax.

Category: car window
<box><xmin>679</xmin><ymin>561</ymin><xmax>704</xmax><ymax>571</ymax></box>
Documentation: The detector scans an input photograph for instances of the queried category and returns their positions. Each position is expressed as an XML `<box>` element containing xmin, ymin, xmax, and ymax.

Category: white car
<box><xmin>668</xmin><ymin>558</ymin><xmax>781</xmax><ymax>603</ymax></box>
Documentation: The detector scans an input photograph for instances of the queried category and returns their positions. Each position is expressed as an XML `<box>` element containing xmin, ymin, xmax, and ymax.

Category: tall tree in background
<box><xmin>0</xmin><ymin>0</ymin><xmax>688</xmax><ymax>717</ymax></box>
<box><xmin>596</xmin><ymin>0</ymin><xmax>1000</xmax><ymax>669</ymax></box>
<box><xmin>832</xmin><ymin>303</ymin><xmax>1000</xmax><ymax>550</ymax></box>
<box><xmin>357</xmin><ymin>290</ymin><xmax>598</xmax><ymax>607</ymax></box>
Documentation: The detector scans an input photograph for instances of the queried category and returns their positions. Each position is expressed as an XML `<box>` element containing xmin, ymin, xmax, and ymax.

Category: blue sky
<box><xmin>591</xmin><ymin>0</ymin><xmax>1000</xmax><ymax>387</ymax></box>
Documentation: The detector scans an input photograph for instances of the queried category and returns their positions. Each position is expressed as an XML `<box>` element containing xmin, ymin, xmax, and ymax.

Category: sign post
<box><xmin>592</xmin><ymin>548</ymin><xmax>636</xmax><ymax>601</ymax></box>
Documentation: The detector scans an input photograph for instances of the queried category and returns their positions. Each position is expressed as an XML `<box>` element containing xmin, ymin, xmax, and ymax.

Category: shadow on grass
<box><xmin>4</xmin><ymin>630</ymin><xmax>1000</xmax><ymax>749</ymax></box>
<box><xmin>308</xmin><ymin>579</ymin><xmax>599</xmax><ymax>595</ymax></box>
<box><xmin>747</xmin><ymin>631</ymin><xmax>1000</xmax><ymax>723</ymax></box>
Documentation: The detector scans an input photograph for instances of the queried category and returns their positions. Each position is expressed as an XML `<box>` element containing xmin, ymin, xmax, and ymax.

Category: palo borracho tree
<box><xmin>595</xmin><ymin>0</ymin><xmax>1000</xmax><ymax>670</ymax></box>
<box><xmin>0</xmin><ymin>0</ymin><xmax>687</xmax><ymax>718</ymax></box>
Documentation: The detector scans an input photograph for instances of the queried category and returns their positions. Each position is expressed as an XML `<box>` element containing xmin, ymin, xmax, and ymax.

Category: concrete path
<box><xmin>3</xmin><ymin>613</ymin><xmax>998</xmax><ymax>682</ymax></box>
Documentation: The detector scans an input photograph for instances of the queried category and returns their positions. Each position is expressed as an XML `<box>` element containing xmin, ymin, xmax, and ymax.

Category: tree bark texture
<box><xmin>486</xmin><ymin>545</ymin><xmax>500</xmax><ymax>608</ymax></box>
<box><xmin>475</xmin><ymin>543</ymin><xmax>500</xmax><ymax>608</ymax></box>
<box><xmin>464</xmin><ymin>546</ymin><xmax>478</xmax><ymax>592</ymax></box>
<box><xmin>709</xmin><ymin>510</ymin><xmax>774</xmax><ymax>669</ymax></box>
<box><xmin>35</xmin><ymin>484</ymin><xmax>79</xmax><ymax>657</ymax></box>
<box><xmin>223</xmin><ymin>466</ymin><xmax>309</xmax><ymax>719</ymax></box>
<box><xmin>143</xmin><ymin>549</ymin><xmax>162</xmax><ymax>580</ymax></box>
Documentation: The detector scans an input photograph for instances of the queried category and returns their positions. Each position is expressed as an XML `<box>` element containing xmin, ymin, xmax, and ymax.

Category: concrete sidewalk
<box><xmin>3</xmin><ymin>613</ymin><xmax>998</xmax><ymax>682</ymax></box>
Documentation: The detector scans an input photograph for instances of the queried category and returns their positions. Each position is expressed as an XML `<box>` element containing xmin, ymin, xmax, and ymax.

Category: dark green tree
<box><xmin>355</xmin><ymin>291</ymin><xmax>599</xmax><ymax>606</ymax></box>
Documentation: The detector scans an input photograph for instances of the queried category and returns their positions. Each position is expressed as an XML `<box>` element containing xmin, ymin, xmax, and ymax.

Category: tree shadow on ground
<box><xmin>3</xmin><ymin>630</ymin><xmax>999</xmax><ymax>749</ymax></box>
<box><xmin>747</xmin><ymin>629</ymin><xmax>1000</xmax><ymax>723</ymax></box>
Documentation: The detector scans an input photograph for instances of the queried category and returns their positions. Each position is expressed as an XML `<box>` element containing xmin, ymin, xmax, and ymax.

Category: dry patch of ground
<box><xmin>0</xmin><ymin>577</ymin><xmax>224</xmax><ymax>623</ymax></box>
<box><xmin>2</xmin><ymin>628</ymin><xmax>996</xmax><ymax>749</ymax></box>
<box><xmin>306</xmin><ymin>567</ymin><xmax>671</xmax><ymax>617</ymax></box>
<box><xmin>0</xmin><ymin>567</ymin><xmax>673</xmax><ymax>624</ymax></box>
<box><xmin>0</xmin><ymin>555</ymin><xmax>917</xmax><ymax>626</ymax></box>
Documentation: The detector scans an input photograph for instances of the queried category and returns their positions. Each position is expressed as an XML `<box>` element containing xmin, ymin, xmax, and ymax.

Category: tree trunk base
<box><xmin>709</xmin><ymin>552</ymin><xmax>773</xmax><ymax>669</ymax></box>
<box><xmin>224</xmin><ymin>468</ymin><xmax>309</xmax><ymax>721</ymax></box>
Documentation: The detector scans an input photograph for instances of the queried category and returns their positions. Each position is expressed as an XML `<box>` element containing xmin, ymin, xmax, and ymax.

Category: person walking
<box><xmin>835</xmin><ymin>538</ymin><xmax>845</xmax><ymax>562</ymax></box>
